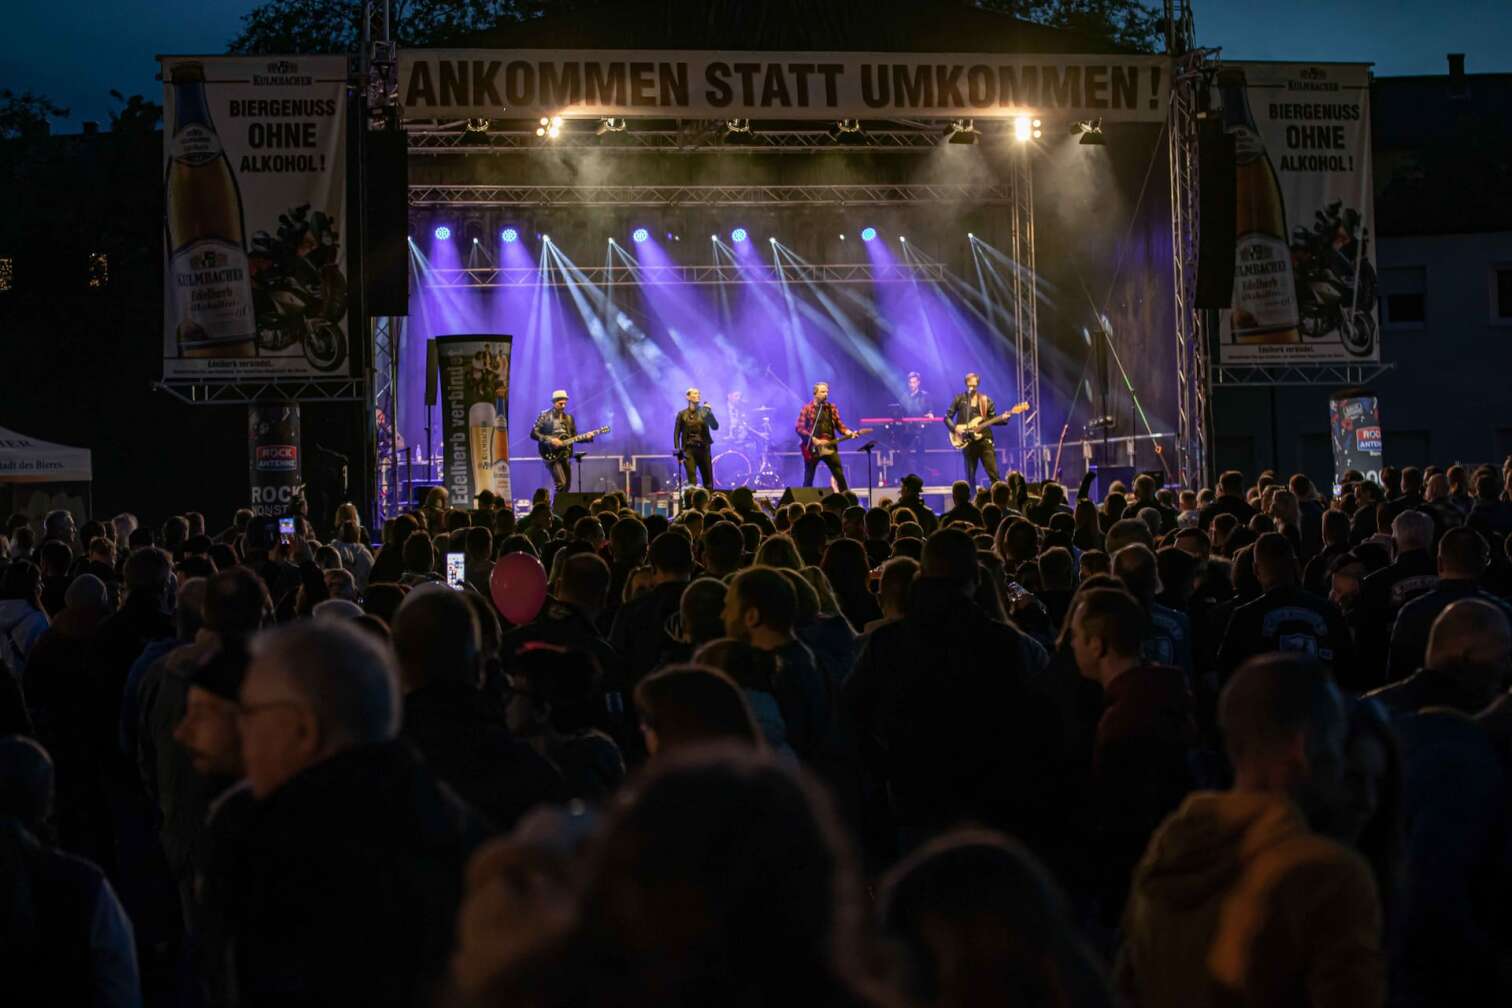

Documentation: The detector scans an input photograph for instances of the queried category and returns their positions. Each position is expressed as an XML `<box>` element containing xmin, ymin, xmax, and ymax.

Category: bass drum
<box><xmin>713</xmin><ymin>448</ymin><xmax>752</xmax><ymax>487</ymax></box>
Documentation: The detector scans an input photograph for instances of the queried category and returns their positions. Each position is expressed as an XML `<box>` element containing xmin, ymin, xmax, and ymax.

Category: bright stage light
<box><xmin>860</xmin><ymin>227</ymin><xmax>877</xmax><ymax>242</ymax></box>
<box><xmin>632</xmin><ymin>227</ymin><xmax>649</xmax><ymax>243</ymax></box>
<box><xmin>500</xmin><ymin>228</ymin><xmax>518</xmax><ymax>243</ymax></box>
<box><xmin>1013</xmin><ymin>116</ymin><xmax>1032</xmax><ymax>142</ymax></box>
<box><xmin>433</xmin><ymin>225</ymin><xmax>451</xmax><ymax>240</ymax></box>
<box><xmin>472</xmin><ymin>237</ymin><xmax>479</xmax><ymax>244</ymax></box>
<box><xmin>732</xmin><ymin>227</ymin><xmax>748</xmax><ymax>243</ymax></box>
<box><xmin>900</xmin><ymin>236</ymin><xmax>908</xmax><ymax>243</ymax></box>
<box><xmin>542</xmin><ymin>234</ymin><xmax>551</xmax><ymax>243</ymax></box>
<box><xmin>536</xmin><ymin>115</ymin><xmax>563</xmax><ymax>139</ymax></box>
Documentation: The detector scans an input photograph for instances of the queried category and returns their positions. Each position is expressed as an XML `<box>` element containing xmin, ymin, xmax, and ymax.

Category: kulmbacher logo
<box><xmin>1300</xmin><ymin>67</ymin><xmax>1328</xmax><ymax>82</ymax></box>
<box><xmin>253</xmin><ymin>60</ymin><xmax>313</xmax><ymax>86</ymax></box>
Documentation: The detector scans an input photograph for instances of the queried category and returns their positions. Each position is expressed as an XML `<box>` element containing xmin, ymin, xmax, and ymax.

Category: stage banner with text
<box><xmin>249</xmin><ymin>403</ymin><xmax>302</xmax><ymax>516</ymax></box>
<box><xmin>398</xmin><ymin>50</ymin><xmax>1169</xmax><ymax>122</ymax></box>
<box><xmin>435</xmin><ymin>335</ymin><xmax>514</xmax><ymax>508</ymax></box>
<box><xmin>160</xmin><ymin>56</ymin><xmax>349</xmax><ymax>380</ymax></box>
<box><xmin>1218</xmin><ymin>62</ymin><xmax>1377</xmax><ymax>364</ymax></box>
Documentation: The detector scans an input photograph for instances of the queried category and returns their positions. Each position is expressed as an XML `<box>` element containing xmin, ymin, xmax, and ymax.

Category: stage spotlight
<box><xmin>723</xmin><ymin>118</ymin><xmax>752</xmax><ymax>143</ymax></box>
<box><xmin>1075</xmin><ymin>118</ymin><xmax>1106</xmax><ymax>145</ymax></box>
<box><xmin>838</xmin><ymin>233</ymin><xmax>846</xmax><ymax>240</ymax></box>
<box><xmin>731</xmin><ymin>227</ymin><xmax>748</xmax><ymax>243</ymax></box>
<box><xmin>536</xmin><ymin>115</ymin><xmax>563</xmax><ymax>139</ymax></box>
<box><xmin>500</xmin><ymin>227</ymin><xmax>518</xmax><ymax>243</ymax></box>
<box><xmin>542</xmin><ymin>234</ymin><xmax>551</xmax><ymax>243</ymax></box>
<box><xmin>827</xmin><ymin>118</ymin><xmax>866</xmax><ymax>144</ymax></box>
<box><xmin>1013</xmin><ymin>116</ymin><xmax>1032</xmax><ymax>142</ymax></box>
<box><xmin>433</xmin><ymin>225</ymin><xmax>451</xmax><ymax>240</ymax></box>
<box><xmin>945</xmin><ymin>118</ymin><xmax>980</xmax><ymax>145</ymax></box>
<box><xmin>1032</xmin><ymin>118</ymin><xmax>1042</xmax><ymax>139</ymax></box>
<box><xmin>595</xmin><ymin>116</ymin><xmax>626</xmax><ymax>136</ymax></box>
<box><xmin>860</xmin><ymin>226</ymin><xmax>877</xmax><ymax>242</ymax></box>
<box><xmin>899</xmin><ymin>236</ymin><xmax>908</xmax><ymax>243</ymax></box>
<box><xmin>464</xmin><ymin>117</ymin><xmax>490</xmax><ymax>133</ymax></box>
<box><xmin>472</xmin><ymin>237</ymin><xmax>479</xmax><ymax>244</ymax></box>
<box><xmin>632</xmin><ymin>227</ymin><xmax>649</xmax><ymax>243</ymax></box>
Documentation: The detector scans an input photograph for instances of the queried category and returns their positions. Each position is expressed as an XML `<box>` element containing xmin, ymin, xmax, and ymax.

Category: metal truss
<box><xmin>153</xmin><ymin>377</ymin><xmax>368</xmax><ymax>405</ymax></box>
<box><xmin>1169</xmin><ymin>45</ymin><xmax>1213</xmax><ymax>490</ymax></box>
<box><xmin>1211</xmin><ymin>362</ymin><xmax>1395</xmax><ymax>387</ymax></box>
<box><xmin>423</xmin><ymin>261</ymin><xmax>948</xmax><ymax>288</ymax></box>
<box><xmin>1008</xmin><ymin>145</ymin><xmax>1042</xmax><ymax>480</ymax></box>
<box><xmin>372</xmin><ymin>316</ymin><xmax>400</xmax><ymax>517</ymax></box>
<box><xmin>406</xmin><ymin>126</ymin><xmax>943</xmax><ymax>154</ymax></box>
<box><xmin>408</xmin><ymin>183</ymin><xmax>1013</xmax><ymax>208</ymax></box>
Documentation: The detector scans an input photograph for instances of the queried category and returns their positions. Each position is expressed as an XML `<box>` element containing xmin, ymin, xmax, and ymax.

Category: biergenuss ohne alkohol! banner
<box><xmin>436</xmin><ymin>335</ymin><xmax>514</xmax><ymax>508</ymax></box>
<box><xmin>160</xmin><ymin>56</ymin><xmax>349</xmax><ymax>380</ymax></box>
<box><xmin>1218</xmin><ymin>62</ymin><xmax>1378</xmax><ymax>365</ymax></box>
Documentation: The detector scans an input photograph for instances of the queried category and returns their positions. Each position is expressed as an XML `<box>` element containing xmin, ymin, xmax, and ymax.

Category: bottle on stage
<box><xmin>166</xmin><ymin>61</ymin><xmax>257</xmax><ymax>359</ymax></box>
<box><xmin>469</xmin><ymin>401</ymin><xmax>497</xmax><ymax>495</ymax></box>
<box><xmin>1221</xmin><ymin>67</ymin><xmax>1301</xmax><ymax>346</ymax></box>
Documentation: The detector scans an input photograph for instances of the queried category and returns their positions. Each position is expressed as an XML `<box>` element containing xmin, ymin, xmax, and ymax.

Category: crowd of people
<box><xmin>2</xmin><ymin>459</ymin><xmax>1511</xmax><ymax>1007</ymax></box>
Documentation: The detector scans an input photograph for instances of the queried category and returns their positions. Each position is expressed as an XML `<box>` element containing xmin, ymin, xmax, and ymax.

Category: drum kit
<box><xmin>713</xmin><ymin>406</ymin><xmax>785</xmax><ymax>489</ymax></box>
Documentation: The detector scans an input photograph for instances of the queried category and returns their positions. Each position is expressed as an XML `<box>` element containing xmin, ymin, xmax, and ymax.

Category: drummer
<box><xmin>726</xmin><ymin>389</ymin><xmax>750</xmax><ymax>443</ymax></box>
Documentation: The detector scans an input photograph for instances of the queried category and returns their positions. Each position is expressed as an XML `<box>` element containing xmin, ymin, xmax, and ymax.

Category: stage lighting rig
<box><xmin>464</xmin><ymin>118</ymin><xmax>490</xmax><ymax>133</ymax></box>
<box><xmin>1012</xmin><ymin>117</ymin><xmax>1043</xmax><ymax>142</ymax></box>
<box><xmin>500</xmin><ymin>228</ymin><xmax>518</xmax><ymax>243</ymax></box>
<box><xmin>632</xmin><ymin>227</ymin><xmax>650</xmax><ymax>244</ymax></box>
<box><xmin>535</xmin><ymin>115</ymin><xmax>563</xmax><ymax>139</ymax></box>
<box><xmin>595</xmin><ymin>117</ymin><xmax>627</xmax><ymax>136</ymax></box>
<box><xmin>945</xmin><ymin>118</ymin><xmax>981</xmax><ymax>145</ymax></box>
<box><xmin>1072</xmin><ymin>118</ymin><xmax>1106</xmax><ymax>145</ymax></box>
<box><xmin>723</xmin><ymin>118</ymin><xmax>752</xmax><ymax>142</ymax></box>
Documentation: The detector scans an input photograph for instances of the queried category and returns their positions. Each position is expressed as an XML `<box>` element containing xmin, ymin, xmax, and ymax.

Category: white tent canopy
<box><xmin>0</xmin><ymin>426</ymin><xmax>92</xmax><ymax>484</ymax></box>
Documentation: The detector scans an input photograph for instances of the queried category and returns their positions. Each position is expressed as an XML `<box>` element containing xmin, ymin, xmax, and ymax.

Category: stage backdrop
<box><xmin>399</xmin><ymin>50</ymin><xmax>1169</xmax><ymax>122</ymax></box>
<box><xmin>160</xmin><ymin>55</ymin><xmax>349</xmax><ymax>380</ymax></box>
<box><xmin>1218</xmin><ymin>61</ymin><xmax>1377</xmax><ymax>365</ymax></box>
<box><xmin>435</xmin><ymin>335</ymin><xmax>514</xmax><ymax>508</ymax></box>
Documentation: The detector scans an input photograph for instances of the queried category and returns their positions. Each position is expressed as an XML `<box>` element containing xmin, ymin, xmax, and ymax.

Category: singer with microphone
<box><xmin>673</xmin><ymin>387</ymin><xmax>720</xmax><ymax>486</ymax></box>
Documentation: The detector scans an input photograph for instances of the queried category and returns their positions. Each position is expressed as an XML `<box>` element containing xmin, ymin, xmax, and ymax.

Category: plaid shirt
<box><xmin>794</xmin><ymin>400</ymin><xmax>850</xmax><ymax>441</ymax></box>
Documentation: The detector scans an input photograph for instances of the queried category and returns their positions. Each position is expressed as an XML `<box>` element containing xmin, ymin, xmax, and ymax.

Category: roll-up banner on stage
<box><xmin>160</xmin><ymin>55</ymin><xmax>349</xmax><ymax>380</ymax></box>
<box><xmin>1328</xmin><ymin>391</ymin><xmax>1383</xmax><ymax>495</ymax></box>
<box><xmin>398</xmin><ymin>50</ymin><xmax>1170</xmax><ymax>122</ymax></box>
<box><xmin>435</xmin><ymin>335</ymin><xmax>514</xmax><ymax>508</ymax></box>
<box><xmin>249</xmin><ymin>403</ymin><xmax>302</xmax><ymax>516</ymax></box>
<box><xmin>1217</xmin><ymin>62</ymin><xmax>1378</xmax><ymax>365</ymax></box>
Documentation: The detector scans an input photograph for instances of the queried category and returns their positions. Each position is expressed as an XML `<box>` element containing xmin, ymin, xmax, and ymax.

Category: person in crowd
<box><xmin>0</xmin><ymin>735</ymin><xmax>142</xmax><ymax>1008</ymax></box>
<box><xmin>0</xmin><ymin>560</ymin><xmax>49</xmax><ymax>683</ymax></box>
<box><xmin>845</xmin><ymin>528</ymin><xmax>1061</xmax><ymax>855</ymax></box>
<box><xmin>610</xmin><ymin>533</ymin><xmax>695</xmax><ymax>687</ymax></box>
<box><xmin>1112</xmin><ymin>544</ymin><xmax>1193</xmax><ymax>682</ymax></box>
<box><xmin>1369</xmin><ymin>598</ymin><xmax>1511</xmax><ymax>716</ymax></box>
<box><xmin>878</xmin><ymin>827</ymin><xmax>1111</xmax><ymax>1008</ymax></box>
<box><xmin>1321</xmin><ymin>699</ymin><xmax>1404</xmax><ymax>932</ymax></box>
<box><xmin>502</xmin><ymin>643</ymin><xmax>625</xmax><ymax>804</ymax></box>
<box><xmin>1386</xmin><ymin>527</ymin><xmax>1512</xmax><ymax>682</ymax></box>
<box><xmin>1197</xmin><ymin>470</ymin><xmax>1256</xmax><ymax>532</ymax></box>
<box><xmin>1117</xmin><ymin>653</ymin><xmax>1385</xmax><ymax>1007</ymax></box>
<box><xmin>661</xmin><ymin>576</ymin><xmax>728</xmax><ymax>666</ymax></box>
<box><xmin>700</xmin><ymin>521</ymin><xmax>746</xmax><ymax>580</ymax></box>
<box><xmin>393</xmin><ymin>588</ymin><xmax>564</xmax><ymax>830</ymax></box>
<box><xmin>821</xmin><ymin>538</ymin><xmax>882</xmax><ymax>633</ymax></box>
<box><xmin>209</xmin><ymin>619</ymin><xmax>485</xmax><ymax>1006</ymax></box>
<box><xmin>896</xmin><ymin>474</ymin><xmax>939</xmax><ymax>535</ymax></box>
<box><xmin>634</xmin><ymin>664</ymin><xmax>761</xmax><ymax>755</ymax></box>
<box><xmin>450</xmin><ymin>747</ymin><xmax>881</xmax><ymax>1007</ymax></box>
<box><xmin>503</xmin><ymin>552</ymin><xmax>623</xmax><ymax>689</ymax></box>
<box><xmin>1217</xmin><ymin>533</ymin><xmax>1355</xmax><ymax>689</ymax></box>
<box><xmin>861</xmin><ymin>555</ymin><xmax>918</xmax><ymax>639</ymax></box>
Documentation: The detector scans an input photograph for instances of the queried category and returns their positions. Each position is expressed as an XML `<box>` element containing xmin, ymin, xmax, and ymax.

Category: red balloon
<box><xmin>489</xmin><ymin>551</ymin><xmax>548</xmax><ymax>625</ymax></box>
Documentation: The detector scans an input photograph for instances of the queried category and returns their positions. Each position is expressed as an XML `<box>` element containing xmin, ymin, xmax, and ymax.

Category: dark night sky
<box><xmin>5</xmin><ymin>0</ymin><xmax>1511</xmax><ymax>130</ymax></box>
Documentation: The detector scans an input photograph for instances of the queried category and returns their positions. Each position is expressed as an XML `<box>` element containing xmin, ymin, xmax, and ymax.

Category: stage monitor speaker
<box><xmin>1195</xmin><ymin>119</ymin><xmax>1237</xmax><ymax>310</ymax></box>
<box><xmin>363</xmin><ymin>129</ymin><xmax>409</xmax><ymax>317</ymax></box>
<box><xmin>1089</xmin><ymin>465</ymin><xmax>1136</xmax><ymax>500</ymax></box>
<box><xmin>424</xmin><ymin>339</ymin><xmax>438</xmax><ymax>406</ymax></box>
<box><xmin>553</xmin><ymin>492</ymin><xmax>599</xmax><ymax>516</ymax></box>
<box><xmin>778</xmin><ymin>487</ymin><xmax>826</xmax><ymax>507</ymax></box>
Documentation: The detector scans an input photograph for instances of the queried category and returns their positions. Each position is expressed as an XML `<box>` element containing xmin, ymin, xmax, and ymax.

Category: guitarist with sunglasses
<box><xmin>530</xmin><ymin>388</ymin><xmax>602</xmax><ymax>494</ymax></box>
<box><xmin>944</xmin><ymin>372</ymin><xmax>1004</xmax><ymax>488</ymax></box>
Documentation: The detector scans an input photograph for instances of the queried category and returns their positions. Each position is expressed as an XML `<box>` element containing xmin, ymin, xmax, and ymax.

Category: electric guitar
<box><xmin>538</xmin><ymin>425</ymin><xmax>610</xmax><ymax>463</ymax></box>
<box><xmin>803</xmin><ymin>427</ymin><xmax>874</xmax><ymax>462</ymax></box>
<box><xmin>948</xmin><ymin>401</ymin><xmax>1030</xmax><ymax>449</ymax></box>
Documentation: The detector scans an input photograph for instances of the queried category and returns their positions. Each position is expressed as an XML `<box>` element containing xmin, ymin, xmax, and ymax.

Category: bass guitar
<box><xmin>948</xmin><ymin>402</ymin><xmax>1029</xmax><ymax>450</ymax></box>
<box><xmin>802</xmin><ymin>427</ymin><xmax>874</xmax><ymax>462</ymax></box>
<box><xmin>537</xmin><ymin>425</ymin><xmax>610</xmax><ymax>463</ymax></box>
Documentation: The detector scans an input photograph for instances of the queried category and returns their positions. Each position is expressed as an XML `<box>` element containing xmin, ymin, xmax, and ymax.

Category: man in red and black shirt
<box><xmin>794</xmin><ymin>381</ymin><xmax>853</xmax><ymax>492</ymax></box>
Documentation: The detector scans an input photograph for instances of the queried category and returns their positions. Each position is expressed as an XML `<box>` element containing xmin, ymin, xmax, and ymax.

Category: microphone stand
<box><xmin>672</xmin><ymin>450</ymin><xmax>685</xmax><ymax>517</ymax></box>
<box><xmin>859</xmin><ymin>441</ymin><xmax>877</xmax><ymax>506</ymax></box>
<box><xmin>573</xmin><ymin>452</ymin><xmax>587</xmax><ymax>497</ymax></box>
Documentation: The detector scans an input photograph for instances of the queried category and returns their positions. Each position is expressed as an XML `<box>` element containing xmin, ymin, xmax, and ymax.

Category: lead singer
<box><xmin>673</xmin><ymin>387</ymin><xmax>719</xmax><ymax>486</ymax></box>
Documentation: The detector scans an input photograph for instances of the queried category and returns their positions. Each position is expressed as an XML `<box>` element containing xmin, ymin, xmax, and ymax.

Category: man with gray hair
<box><xmin>1358</xmin><ymin>508</ymin><xmax>1438</xmax><ymax>682</ymax></box>
<box><xmin>210</xmin><ymin>619</ymin><xmax>484</xmax><ymax>1006</ymax></box>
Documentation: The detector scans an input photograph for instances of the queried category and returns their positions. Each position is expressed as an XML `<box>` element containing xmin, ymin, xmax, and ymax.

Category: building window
<box><xmin>0</xmin><ymin>257</ymin><xmax>12</xmax><ymax>292</ymax></box>
<box><xmin>1380</xmin><ymin>266</ymin><xmax>1425</xmax><ymax>327</ymax></box>
<box><xmin>87</xmin><ymin>252</ymin><xmax>109</xmax><ymax>289</ymax></box>
<box><xmin>1494</xmin><ymin>266</ymin><xmax>1512</xmax><ymax>322</ymax></box>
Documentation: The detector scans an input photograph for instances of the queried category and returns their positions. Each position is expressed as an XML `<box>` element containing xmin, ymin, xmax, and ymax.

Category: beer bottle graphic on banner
<box><xmin>165</xmin><ymin>62</ymin><xmax>256</xmax><ymax>358</ymax></box>
<box><xmin>469</xmin><ymin>401</ymin><xmax>498</xmax><ymax>497</ymax></box>
<box><xmin>1220</xmin><ymin>68</ymin><xmax>1300</xmax><ymax>345</ymax></box>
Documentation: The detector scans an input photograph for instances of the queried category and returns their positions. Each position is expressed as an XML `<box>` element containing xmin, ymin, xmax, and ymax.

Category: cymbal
<box><xmin>750</xmin><ymin>406</ymin><xmax>775</xmax><ymax>414</ymax></box>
